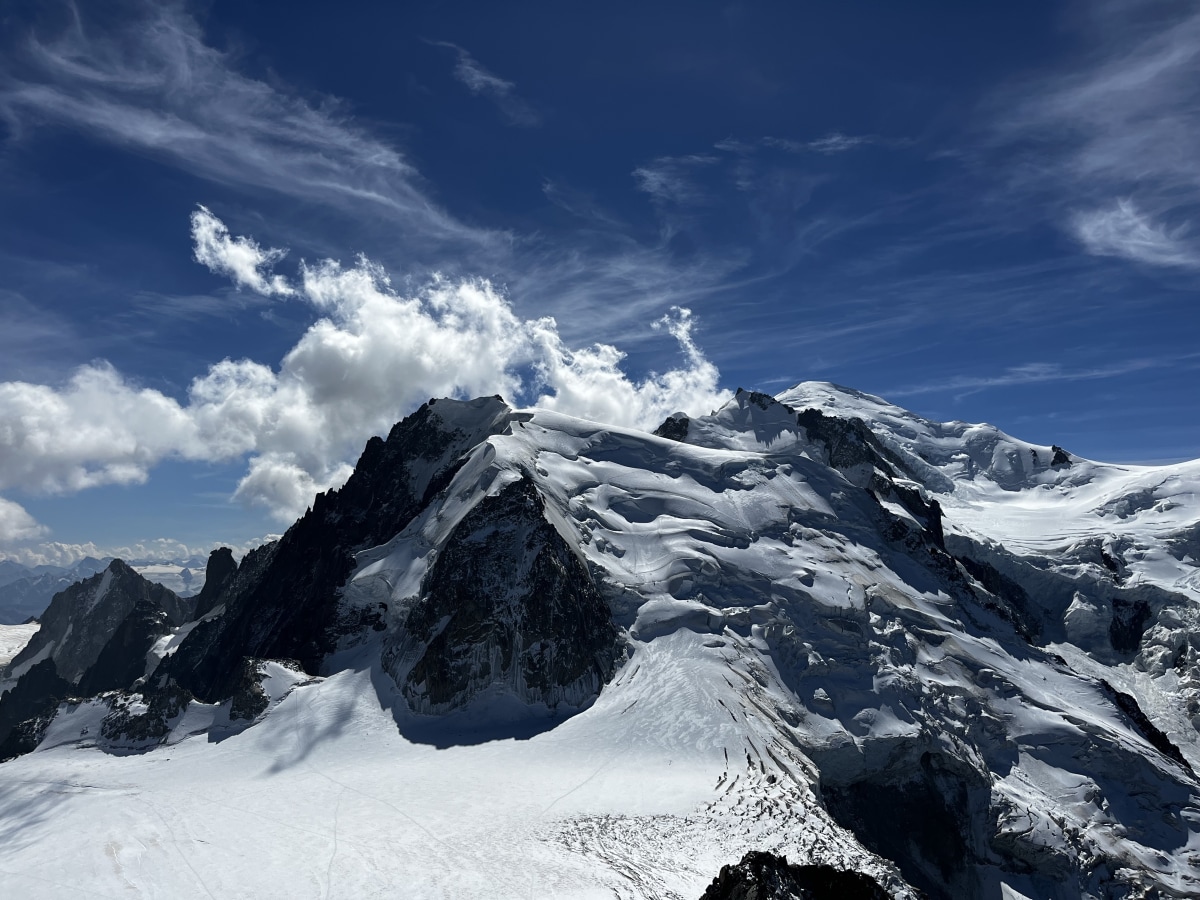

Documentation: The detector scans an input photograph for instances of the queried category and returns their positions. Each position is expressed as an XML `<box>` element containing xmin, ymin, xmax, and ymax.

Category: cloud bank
<box><xmin>0</xmin><ymin>210</ymin><xmax>729</xmax><ymax>545</ymax></box>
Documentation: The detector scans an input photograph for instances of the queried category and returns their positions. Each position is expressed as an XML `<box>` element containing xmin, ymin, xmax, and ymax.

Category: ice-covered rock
<box><xmin>2</xmin><ymin>382</ymin><xmax>1200</xmax><ymax>899</ymax></box>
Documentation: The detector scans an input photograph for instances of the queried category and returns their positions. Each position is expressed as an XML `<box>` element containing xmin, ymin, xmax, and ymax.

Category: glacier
<box><xmin>1</xmin><ymin>383</ymin><xmax>1198</xmax><ymax>899</ymax></box>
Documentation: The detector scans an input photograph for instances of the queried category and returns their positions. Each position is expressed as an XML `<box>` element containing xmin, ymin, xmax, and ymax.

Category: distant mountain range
<box><xmin>0</xmin><ymin>556</ymin><xmax>207</xmax><ymax>624</ymax></box>
<box><xmin>1</xmin><ymin>384</ymin><xmax>1198</xmax><ymax>898</ymax></box>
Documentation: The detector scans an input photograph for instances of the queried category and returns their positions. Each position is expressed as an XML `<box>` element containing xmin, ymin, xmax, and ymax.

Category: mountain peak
<box><xmin>1</xmin><ymin>388</ymin><xmax>1199</xmax><ymax>897</ymax></box>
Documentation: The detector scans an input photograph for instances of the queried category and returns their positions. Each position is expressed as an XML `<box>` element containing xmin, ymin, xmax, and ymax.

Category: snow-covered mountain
<box><xmin>0</xmin><ymin>556</ymin><xmax>207</xmax><ymax>625</ymax></box>
<box><xmin>1</xmin><ymin>383</ymin><xmax>1198</xmax><ymax>899</ymax></box>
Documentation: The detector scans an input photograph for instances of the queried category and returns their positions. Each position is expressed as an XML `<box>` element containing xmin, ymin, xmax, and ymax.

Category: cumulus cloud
<box><xmin>191</xmin><ymin>205</ymin><xmax>295</xmax><ymax>295</ymax></box>
<box><xmin>532</xmin><ymin>307</ymin><xmax>725</xmax><ymax>425</ymax></box>
<box><xmin>0</xmin><ymin>535</ymin><xmax>280</xmax><ymax>568</ymax></box>
<box><xmin>0</xmin><ymin>497</ymin><xmax>47</xmax><ymax>543</ymax></box>
<box><xmin>0</xmin><ymin>210</ymin><xmax>729</xmax><ymax>531</ymax></box>
<box><xmin>1072</xmin><ymin>199</ymin><xmax>1199</xmax><ymax>268</ymax></box>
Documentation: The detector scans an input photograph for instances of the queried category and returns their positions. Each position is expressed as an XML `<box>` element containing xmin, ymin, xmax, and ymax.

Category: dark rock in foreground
<box><xmin>699</xmin><ymin>851</ymin><xmax>891</xmax><ymax>900</ymax></box>
<box><xmin>388</xmin><ymin>475</ymin><xmax>621</xmax><ymax>713</ymax></box>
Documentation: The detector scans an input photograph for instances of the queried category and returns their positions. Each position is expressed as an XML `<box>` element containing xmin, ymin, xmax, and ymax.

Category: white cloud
<box><xmin>889</xmin><ymin>358</ymin><xmax>1166</xmax><ymax>399</ymax></box>
<box><xmin>0</xmin><ymin>497</ymin><xmax>46</xmax><ymax>543</ymax></box>
<box><xmin>531</xmin><ymin>307</ymin><xmax>727</xmax><ymax>427</ymax></box>
<box><xmin>0</xmin><ymin>535</ymin><xmax>281</xmax><ymax>569</ymax></box>
<box><xmin>191</xmin><ymin>205</ymin><xmax>294</xmax><ymax>295</ymax></box>
<box><xmin>633</xmin><ymin>155</ymin><xmax>719</xmax><ymax>206</ymax></box>
<box><xmin>992</xmin><ymin>5</ymin><xmax>1200</xmax><ymax>268</ymax></box>
<box><xmin>0</xmin><ymin>362</ymin><xmax>197</xmax><ymax>493</ymax></box>
<box><xmin>428</xmin><ymin>40</ymin><xmax>539</xmax><ymax>126</ymax></box>
<box><xmin>1072</xmin><ymin>199</ymin><xmax>1199</xmax><ymax>268</ymax></box>
<box><xmin>0</xmin><ymin>2</ymin><xmax>494</xmax><ymax>251</ymax></box>
<box><xmin>0</xmin><ymin>210</ymin><xmax>729</xmax><ymax>531</ymax></box>
<box><xmin>762</xmin><ymin>133</ymin><xmax>870</xmax><ymax>155</ymax></box>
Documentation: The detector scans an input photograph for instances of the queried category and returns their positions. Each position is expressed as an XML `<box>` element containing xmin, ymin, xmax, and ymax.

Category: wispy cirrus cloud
<box><xmin>0</xmin><ymin>1</ymin><xmax>496</xmax><ymax>253</ymax></box>
<box><xmin>1072</xmin><ymin>198</ymin><xmax>1199</xmax><ymax>268</ymax></box>
<box><xmin>426</xmin><ymin>40</ymin><xmax>540</xmax><ymax>126</ymax></box>
<box><xmin>889</xmin><ymin>358</ymin><xmax>1170</xmax><ymax>399</ymax></box>
<box><xmin>632</xmin><ymin>155</ymin><xmax>719</xmax><ymax>207</ymax></box>
<box><xmin>716</xmin><ymin>133</ymin><xmax>875</xmax><ymax>155</ymax></box>
<box><xmin>990</xmin><ymin>2</ymin><xmax>1200</xmax><ymax>269</ymax></box>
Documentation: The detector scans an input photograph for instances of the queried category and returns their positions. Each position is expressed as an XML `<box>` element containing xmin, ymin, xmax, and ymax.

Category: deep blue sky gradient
<box><xmin>1</xmin><ymin>0</ymin><xmax>1197</xmax><ymax>559</ymax></box>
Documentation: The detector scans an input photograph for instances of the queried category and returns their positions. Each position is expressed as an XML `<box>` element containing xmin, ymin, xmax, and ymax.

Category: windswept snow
<box><xmin>1</xmin><ymin>384</ymin><xmax>1199</xmax><ymax>898</ymax></box>
<box><xmin>0</xmin><ymin>623</ymin><xmax>38</xmax><ymax>670</ymax></box>
<box><xmin>0</xmin><ymin>633</ymin><xmax>912</xmax><ymax>899</ymax></box>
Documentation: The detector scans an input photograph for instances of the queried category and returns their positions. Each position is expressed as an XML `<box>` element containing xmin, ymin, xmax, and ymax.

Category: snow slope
<box><xmin>777</xmin><ymin>382</ymin><xmax>1200</xmax><ymax>591</ymax></box>
<box><xmin>2</xmin><ymin>386</ymin><xmax>1199</xmax><ymax>899</ymax></box>
<box><xmin>0</xmin><ymin>623</ymin><xmax>38</xmax><ymax>670</ymax></box>
<box><xmin>0</xmin><ymin>634</ymin><xmax>913</xmax><ymax>900</ymax></box>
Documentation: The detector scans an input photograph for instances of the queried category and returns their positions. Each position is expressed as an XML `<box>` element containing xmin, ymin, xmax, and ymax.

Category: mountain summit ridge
<box><xmin>1</xmin><ymin>383</ymin><xmax>1199</xmax><ymax>898</ymax></box>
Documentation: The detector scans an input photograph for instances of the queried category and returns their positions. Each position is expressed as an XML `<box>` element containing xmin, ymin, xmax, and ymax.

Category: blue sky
<box><xmin>1</xmin><ymin>0</ymin><xmax>1198</xmax><ymax>565</ymax></box>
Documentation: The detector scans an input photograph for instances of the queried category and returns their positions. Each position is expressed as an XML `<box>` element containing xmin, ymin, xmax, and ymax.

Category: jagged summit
<box><xmin>1</xmin><ymin>386</ymin><xmax>1199</xmax><ymax>898</ymax></box>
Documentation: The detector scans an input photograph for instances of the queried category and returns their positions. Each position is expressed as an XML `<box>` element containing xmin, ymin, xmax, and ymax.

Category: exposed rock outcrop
<box><xmin>0</xmin><ymin>658</ymin><xmax>73</xmax><ymax>758</ymax></box>
<box><xmin>164</xmin><ymin>397</ymin><xmax>513</xmax><ymax>703</ymax></box>
<box><xmin>653</xmin><ymin>412</ymin><xmax>691</xmax><ymax>442</ymax></box>
<box><xmin>192</xmin><ymin>547</ymin><xmax>238</xmax><ymax>619</ymax></box>
<box><xmin>6</xmin><ymin>559</ymin><xmax>190</xmax><ymax>685</ymax></box>
<box><xmin>386</xmin><ymin>475</ymin><xmax>621</xmax><ymax>714</ymax></box>
<box><xmin>699</xmin><ymin>851</ymin><xmax>891</xmax><ymax>900</ymax></box>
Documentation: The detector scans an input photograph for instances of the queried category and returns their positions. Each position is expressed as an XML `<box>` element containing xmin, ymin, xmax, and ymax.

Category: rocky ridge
<box><xmin>1</xmin><ymin>384</ymin><xmax>1199</xmax><ymax>898</ymax></box>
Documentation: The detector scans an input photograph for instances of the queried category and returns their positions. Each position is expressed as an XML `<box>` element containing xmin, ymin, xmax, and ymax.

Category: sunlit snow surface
<box><xmin>0</xmin><ymin>638</ymin><xmax>909</xmax><ymax>899</ymax></box>
<box><xmin>0</xmin><ymin>623</ymin><xmax>38</xmax><ymax>669</ymax></box>
<box><xmin>2</xmin><ymin>384</ymin><xmax>1200</xmax><ymax>898</ymax></box>
<box><xmin>778</xmin><ymin>382</ymin><xmax>1200</xmax><ymax>593</ymax></box>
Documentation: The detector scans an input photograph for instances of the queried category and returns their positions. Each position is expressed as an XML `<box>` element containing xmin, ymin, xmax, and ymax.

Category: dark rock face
<box><xmin>795</xmin><ymin>409</ymin><xmax>914</xmax><ymax>482</ymax></box>
<box><xmin>1100</xmin><ymin>679</ymin><xmax>1194</xmax><ymax>776</ymax></box>
<box><xmin>77</xmin><ymin>599</ymin><xmax>174</xmax><ymax>696</ymax></box>
<box><xmin>99</xmin><ymin>682</ymin><xmax>192</xmax><ymax>747</ymax></box>
<box><xmin>7</xmin><ymin>559</ymin><xmax>190</xmax><ymax>685</ymax></box>
<box><xmin>0</xmin><ymin>557</ymin><xmax>113</xmax><ymax>625</ymax></box>
<box><xmin>699</xmin><ymin>851</ymin><xmax>890</xmax><ymax>900</ymax></box>
<box><xmin>0</xmin><ymin>659</ymin><xmax>73</xmax><ymax>758</ymax></box>
<box><xmin>0</xmin><ymin>560</ymin><xmax>191</xmax><ymax>759</ymax></box>
<box><xmin>388</xmin><ymin>476</ymin><xmax>621</xmax><ymax>714</ymax></box>
<box><xmin>1051</xmin><ymin>445</ymin><xmax>1071</xmax><ymax>466</ymax></box>
<box><xmin>956</xmin><ymin>554</ymin><xmax>1042</xmax><ymax>641</ymax></box>
<box><xmin>165</xmin><ymin>398</ymin><xmax>512</xmax><ymax>703</ymax></box>
<box><xmin>192</xmin><ymin>547</ymin><xmax>238</xmax><ymax>619</ymax></box>
<box><xmin>228</xmin><ymin>658</ymin><xmax>270</xmax><ymax>721</ymax></box>
<box><xmin>821</xmin><ymin>749</ymin><xmax>996</xmax><ymax>900</ymax></box>
<box><xmin>653</xmin><ymin>413</ymin><xmax>691</xmax><ymax>442</ymax></box>
<box><xmin>1109</xmin><ymin>596</ymin><xmax>1151</xmax><ymax>656</ymax></box>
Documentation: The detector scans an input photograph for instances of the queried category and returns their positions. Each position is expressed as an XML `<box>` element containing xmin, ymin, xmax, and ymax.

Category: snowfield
<box><xmin>1</xmin><ymin>635</ymin><xmax>909</xmax><ymax>900</ymax></box>
<box><xmin>1</xmin><ymin>383</ymin><xmax>1199</xmax><ymax>899</ymax></box>
<box><xmin>0</xmin><ymin>623</ymin><xmax>38</xmax><ymax>669</ymax></box>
